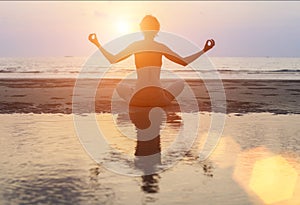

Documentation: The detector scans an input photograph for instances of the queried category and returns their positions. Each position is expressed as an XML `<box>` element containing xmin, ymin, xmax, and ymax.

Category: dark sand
<box><xmin>0</xmin><ymin>78</ymin><xmax>299</xmax><ymax>114</ymax></box>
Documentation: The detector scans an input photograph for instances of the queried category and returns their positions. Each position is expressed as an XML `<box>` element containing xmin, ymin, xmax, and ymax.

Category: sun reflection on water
<box><xmin>233</xmin><ymin>147</ymin><xmax>300</xmax><ymax>204</ymax></box>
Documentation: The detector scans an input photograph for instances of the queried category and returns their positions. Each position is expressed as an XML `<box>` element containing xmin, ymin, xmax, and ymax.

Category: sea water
<box><xmin>0</xmin><ymin>57</ymin><xmax>299</xmax><ymax>79</ymax></box>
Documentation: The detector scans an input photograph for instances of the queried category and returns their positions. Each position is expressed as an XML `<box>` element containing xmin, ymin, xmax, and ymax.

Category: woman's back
<box><xmin>133</xmin><ymin>41</ymin><xmax>164</xmax><ymax>89</ymax></box>
<box><xmin>135</xmin><ymin>51</ymin><xmax>162</xmax><ymax>69</ymax></box>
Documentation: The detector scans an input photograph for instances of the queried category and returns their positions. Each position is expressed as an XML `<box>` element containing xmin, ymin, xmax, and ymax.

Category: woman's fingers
<box><xmin>208</xmin><ymin>39</ymin><xmax>215</xmax><ymax>47</ymax></box>
<box><xmin>206</xmin><ymin>40</ymin><xmax>211</xmax><ymax>46</ymax></box>
<box><xmin>88</xmin><ymin>34</ymin><xmax>93</xmax><ymax>40</ymax></box>
<box><xmin>204</xmin><ymin>39</ymin><xmax>215</xmax><ymax>52</ymax></box>
<box><xmin>207</xmin><ymin>39</ymin><xmax>215</xmax><ymax>48</ymax></box>
<box><xmin>88</xmin><ymin>33</ymin><xmax>97</xmax><ymax>41</ymax></box>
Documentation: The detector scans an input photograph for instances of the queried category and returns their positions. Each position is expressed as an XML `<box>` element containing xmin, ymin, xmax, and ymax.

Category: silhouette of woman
<box><xmin>129</xmin><ymin>106</ymin><xmax>163</xmax><ymax>193</ymax></box>
<box><xmin>89</xmin><ymin>15</ymin><xmax>215</xmax><ymax>107</ymax></box>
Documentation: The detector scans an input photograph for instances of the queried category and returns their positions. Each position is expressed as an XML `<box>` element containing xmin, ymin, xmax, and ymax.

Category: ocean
<box><xmin>0</xmin><ymin>57</ymin><xmax>300</xmax><ymax>80</ymax></box>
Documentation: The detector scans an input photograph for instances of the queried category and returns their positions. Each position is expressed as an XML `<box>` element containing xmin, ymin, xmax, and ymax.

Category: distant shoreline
<box><xmin>1</xmin><ymin>77</ymin><xmax>300</xmax><ymax>81</ymax></box>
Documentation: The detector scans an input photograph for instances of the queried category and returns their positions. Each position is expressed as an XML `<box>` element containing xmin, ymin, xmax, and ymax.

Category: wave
<box><xmin>1</xmin><ymin>68</ymin><xmax>300</xmax><ymax>75</ymax></box>
<box><xmin>20</xmin><ymin>71</ymin><xmax>42</xmax><ymax>74</ymax></box>
<box><xmin>0</xmin><ymin>70</ymin><xmax>42</xmax><ymax>74</ymax></box>
<box><xmin>268</xmin><ymin>69</ymin><xmax>300</xmax><ymax>73</ymax></box>
<box><xmin>173</xmin><ymin>69</ymin><xmax>300</xmax><ymax>74</ymax></box>
<box><xmin>0</xmin><ymin>70</ymin><xmax>14</xmax><ymax>73</ymax></box>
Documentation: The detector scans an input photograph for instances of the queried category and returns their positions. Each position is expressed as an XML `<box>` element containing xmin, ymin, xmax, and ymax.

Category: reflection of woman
<box><xmin>129</xmin><ymin>106</ymin><xmax>163</xmax><ymax>193</ymax></box>
<box><xmin>89</xmin><ymin>15</ymin><xmax>215</xmax><ymax>106</ymax></box>
<box><xmin>127</xmin><ymin>105</ymin><xmax>182</xmax><ymax>193</ymax></box>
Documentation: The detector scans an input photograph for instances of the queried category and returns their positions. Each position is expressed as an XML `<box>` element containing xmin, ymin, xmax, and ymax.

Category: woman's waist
<box><xmin>135</xmin><ymin>80</ymin><xmax>162</xmax><ymax>89</ymax></box>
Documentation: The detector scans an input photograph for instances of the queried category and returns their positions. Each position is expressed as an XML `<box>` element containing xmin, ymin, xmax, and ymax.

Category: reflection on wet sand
<box><xmin>1</xmin><ymin>113</ymin><xmax>300</xmax><ymax>204</ymax></box>
<box><xmin>233</xmin><ymin>146</ymin><xmax>300</xmax><ymax>204</ymax></box>
<box><xmin>129</xmin><ymin>106</ymin><xmax>165</xmax><ymax>194</ymax></box>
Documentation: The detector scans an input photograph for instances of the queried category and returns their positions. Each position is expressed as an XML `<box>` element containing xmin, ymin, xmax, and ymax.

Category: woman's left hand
<box><xmin>203</xmin><ymin>39</ymin><xmax>215</xmax><ymax>52</ymax></box>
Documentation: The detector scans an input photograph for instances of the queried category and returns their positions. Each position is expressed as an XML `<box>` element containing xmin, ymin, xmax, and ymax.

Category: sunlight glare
<box><xmin>249</xmin><ymin>155</ymin><xmax>298</xmax><ymax>204</ymax></box>
<box><xmin>116</xmin><ymin>20</ymin><xmax>131</xmax><ymax>34</ymax></box>
<box><xmin>233</xmin><ymin>147</ymin><xmax>300</xmax><ymax>205</ymax></box>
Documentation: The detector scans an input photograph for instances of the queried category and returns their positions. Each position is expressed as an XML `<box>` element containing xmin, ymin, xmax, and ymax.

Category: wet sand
<box><xmin>1</xmin><ymin>78</ymin><xmax>299</xmax><ymax>204</ymax></box>
<box><xmin>0</xmin><ymin>113</ymin><xmax>299</xmax><ymax>205</ymax></box>
<box><xmin>0</xmin><ymin>78</ymin><xmax>299</xmax><ymax>114</ymax></box>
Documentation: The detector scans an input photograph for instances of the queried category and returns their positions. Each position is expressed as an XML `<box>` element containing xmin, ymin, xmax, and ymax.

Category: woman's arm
<box><xmin>88</xmin><ymin>33</ymin><xmax>132</xmax><ymax>64</ymax></box>
<box><xmin>163</xmin><ymin>39</ymin><xmax>215</xmax><ymax>66</ymax></box>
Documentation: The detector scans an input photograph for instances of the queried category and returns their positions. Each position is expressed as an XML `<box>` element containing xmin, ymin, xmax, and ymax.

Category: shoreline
<box><xmin>1</xmin><ymin>78</ymin><xmax>299</xmax><ymax>114</ymax></box>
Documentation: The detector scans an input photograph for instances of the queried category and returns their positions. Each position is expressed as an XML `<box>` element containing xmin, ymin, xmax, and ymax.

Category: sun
<box><xmin>116</xmin><ymin>20</ymin><xmax>131</xmax><ymax>34</ymax></box>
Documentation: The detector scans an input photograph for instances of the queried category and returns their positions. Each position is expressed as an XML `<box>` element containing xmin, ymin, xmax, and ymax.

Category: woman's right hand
<box><xmin>88</xmin><ymin>33</ymin><xmax>100</xmax><ymax>47</ymax></box>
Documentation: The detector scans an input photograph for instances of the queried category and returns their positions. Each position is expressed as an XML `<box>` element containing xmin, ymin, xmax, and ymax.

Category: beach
<box><xmin>0</xmin><ymin>113</ymin><xmax>299</xmax><ymax>205</ymax></box>
<box><xmin>0</xmin><ymin>78</ymin><xmax>299</xmax><ymax>114</ymax></box>
<box><xmin>0</xmin><ymin>77</ymin><xmax>300</xmax><ymax>204</ymax></box>
<box><xmin>1</xmin><ymin>0</ymin><xmax>300</xmax><ymax>204</ymax></box>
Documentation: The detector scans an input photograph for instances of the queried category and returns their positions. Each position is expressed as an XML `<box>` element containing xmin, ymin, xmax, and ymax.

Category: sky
<box><xmin>0</xmin><ymin>1</ymin><xmax>299</xmax><ymax>57</ymax></box>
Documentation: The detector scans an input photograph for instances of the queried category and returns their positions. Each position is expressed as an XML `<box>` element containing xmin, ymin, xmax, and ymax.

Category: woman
<box><xmin>89</xmin><ymin>15</ymin><xmax>215</xmax><ymax>107</ymax></box>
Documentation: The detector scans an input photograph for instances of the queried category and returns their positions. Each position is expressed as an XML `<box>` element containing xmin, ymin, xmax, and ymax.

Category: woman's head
<box><xmin>140</xmin><ymin>15</ymin><xmax>160</xmax><ymax>38</ymax></box>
